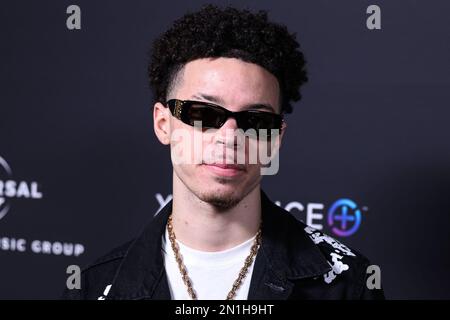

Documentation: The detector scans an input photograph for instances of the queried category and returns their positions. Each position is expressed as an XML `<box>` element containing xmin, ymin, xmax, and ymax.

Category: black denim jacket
<box><xmin>62</xmin><ymin>190</ymin><xmax>385</xmax><ymax>300</ymax></box>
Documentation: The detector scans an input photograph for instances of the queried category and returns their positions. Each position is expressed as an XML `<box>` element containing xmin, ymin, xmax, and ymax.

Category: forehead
<box><xmin>175</xmin><ymin>57</ymin><xmax>280</xmax><ymax>111</ymax></box>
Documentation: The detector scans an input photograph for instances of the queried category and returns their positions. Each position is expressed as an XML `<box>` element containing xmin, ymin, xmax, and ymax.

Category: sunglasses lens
<box><xmin>241</xmin><ymin>112</ymin><xmax>282</xmax><ymax>132</ymax></box>
<box><xmin>187</xmin><ymin>104</ymin><xmax>226</xmax><ymax>128</ymax></box>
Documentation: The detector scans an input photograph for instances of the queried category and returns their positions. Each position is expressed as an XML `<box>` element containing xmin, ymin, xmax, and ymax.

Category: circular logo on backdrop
<box><xmin>0</xmin><ymin>155</ymin><xmax>43</xmax><ymax>222</ymax></box>
<box><xmin>327</xmin><ymin>199</ymin><xmax>362</xmax><ymax>237</ymax></box>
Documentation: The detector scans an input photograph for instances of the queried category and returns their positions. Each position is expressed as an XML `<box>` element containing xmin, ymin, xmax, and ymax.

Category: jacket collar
<box><xmin>247</xmin><ymin>190</ymin><xmax>331</xmax><ymax>299</ymax></box>
<box><xmin>107</xmin><ymin>189</ymin><xmax>331</xmax><ymax>300</ymax></box>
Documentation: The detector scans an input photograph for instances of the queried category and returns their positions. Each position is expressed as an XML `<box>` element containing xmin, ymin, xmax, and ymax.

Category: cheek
<box><xmin>170</xmin><ymin>124</ymin><xmax>204</xmax><ymax>165</ymax></box>
<box><xmin>247</xmin><ymin>138</ymin><xmax>273</xmax><ymax>166</ymax></box>
<box><xmin>245</xmin><ymin>164</ymin><xmax>263</xmax><ymax>186</ymax></box>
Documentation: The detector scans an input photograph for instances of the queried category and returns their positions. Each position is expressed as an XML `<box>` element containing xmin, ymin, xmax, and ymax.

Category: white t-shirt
<box><xmin>162</xmin><ymin>228</ymin><xmax>257</xmax><ymax>300</ymax></box>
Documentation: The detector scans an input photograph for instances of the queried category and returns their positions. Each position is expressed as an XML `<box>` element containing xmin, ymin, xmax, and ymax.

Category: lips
<box><xmin>207</xmin><ymin>163</ymin><xmax>245</xmax><ymax>170</ymax></box>
<box><xmin>202</xmin><ymin>161</ymin><xmax>246</xmax><ymax>177</ymax></box>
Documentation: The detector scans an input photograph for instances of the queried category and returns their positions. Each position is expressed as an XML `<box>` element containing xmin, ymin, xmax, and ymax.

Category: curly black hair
<box><xmin>148</xmin><ymin>4</ymin><xmax>308</xmax><ymax>114</ymax></box>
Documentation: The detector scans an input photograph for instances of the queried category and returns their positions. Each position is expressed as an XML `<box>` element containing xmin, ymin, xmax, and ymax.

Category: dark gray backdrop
<box><xmin>1</xmin><ymin>0</ymin><xmax>449</xmax><ymax>299</ymax></box>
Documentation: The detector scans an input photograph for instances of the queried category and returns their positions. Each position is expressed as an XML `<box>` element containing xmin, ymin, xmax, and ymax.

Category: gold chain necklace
<box><xmin>166</xmin><ymin>214</ymin><xmax>262</xmax><ymax>300</ymax></box>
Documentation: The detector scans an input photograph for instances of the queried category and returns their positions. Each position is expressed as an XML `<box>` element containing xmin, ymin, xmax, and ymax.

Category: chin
<box><xmin>197</xmin><ymin>188</ymin><xmax>243</xmax><ymax>210</ymax></box>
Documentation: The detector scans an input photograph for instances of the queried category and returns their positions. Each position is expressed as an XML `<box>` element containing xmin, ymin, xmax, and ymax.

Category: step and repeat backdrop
<box><xmin>1</xmin><ymin>0</ymin><xmax>449</xmax><ymax>299</ymax></box>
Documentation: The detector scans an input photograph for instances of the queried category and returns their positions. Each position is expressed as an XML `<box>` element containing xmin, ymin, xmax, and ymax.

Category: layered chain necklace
<box><xmin>166</xmin><ymin>214</ymin><xmax>262</xmax><ymax>300</ymax></box>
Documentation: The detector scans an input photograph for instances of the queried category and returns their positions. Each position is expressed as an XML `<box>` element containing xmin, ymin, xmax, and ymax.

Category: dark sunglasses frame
<box><xmin>166</xmin><ymin>99</ymin><xmax>284</xmax><ymax>134</ymax></box>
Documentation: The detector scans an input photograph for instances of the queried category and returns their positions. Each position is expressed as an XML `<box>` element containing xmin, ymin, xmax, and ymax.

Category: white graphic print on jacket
<box><xmin>97</xmin><ymin>284</ymin><xmax>112</xmax><ymax>300</ymax></box>
<box><xmin>304</xmin><ymin>226</ymin><xmax>356</xmax><ymax>284</ymax></box>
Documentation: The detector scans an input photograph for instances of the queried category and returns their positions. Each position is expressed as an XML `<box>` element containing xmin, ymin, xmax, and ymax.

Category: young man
<box><xmin>63</xmin><ymin>5</ymin><xmax>384</xmax><ymax>300</ymax></box>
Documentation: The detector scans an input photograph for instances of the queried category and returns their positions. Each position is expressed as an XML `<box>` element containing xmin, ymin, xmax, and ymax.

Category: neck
<box><xmin>170</xmin><ymin>173</ymin><xmax>262</xmax><ymax>252</ymax></box>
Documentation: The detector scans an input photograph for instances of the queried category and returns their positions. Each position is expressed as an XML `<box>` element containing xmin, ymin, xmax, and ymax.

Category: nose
<box><xmin>215</xmin><ymin>117</ymin><xmax>242</xmax><ymax>148</ymax></box>
<box><xmin>220</xmin><ymin>116</ymin><xmax>238</xmax><ymax>130</ymax></box>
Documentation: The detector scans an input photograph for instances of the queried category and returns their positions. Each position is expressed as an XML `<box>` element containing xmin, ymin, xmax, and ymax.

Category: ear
<box><xmin>278</xmin><ymin>120</ymin><xmax>287</xmax><ymax>148</ymax></box>
<box><xmin>153</xmin><ymin>102</ymin><xmax>171</xmax><ymax>145</ymax></box>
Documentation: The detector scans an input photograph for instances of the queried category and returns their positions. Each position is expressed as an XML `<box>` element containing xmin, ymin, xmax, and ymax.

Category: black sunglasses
<box><xmin>166</xmin><ymin>99</ymin><xmax>284</xmax><ymax>136</ymax></box>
